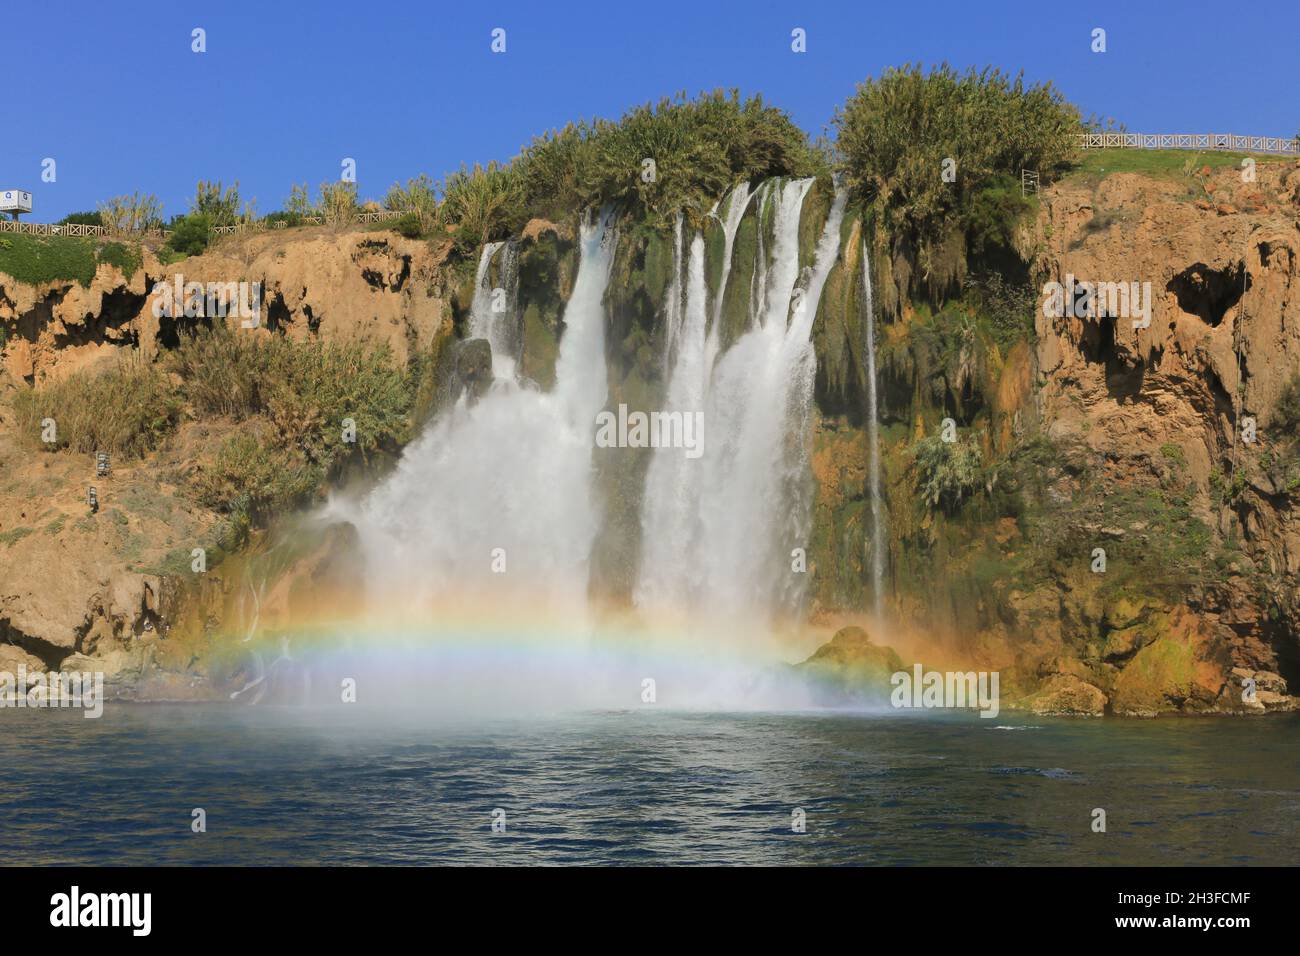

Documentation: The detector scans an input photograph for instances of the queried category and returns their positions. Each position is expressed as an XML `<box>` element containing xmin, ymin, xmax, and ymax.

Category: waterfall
<box><xmin>468</xmin><ymin>239</ymin><xmax>521</xmax><ymax>382</ymax></box>
<box><xmin>636</xmin><ymin>178</ymin><xmax>847</xmax><ymax>625</ymax></box>
<box><xmin>348</xmin><ymin>210</ymin><xmax>616</xmax><ymax>618</ymax></box>
<box><xmin>346</xmin><ymin>171</ymin><xmax>849</xmax><ymax>639</ymax></box>
<box><xmin>862</xmin><ymin>239</ymin><xmax>885</xmax><ymax>617</ymax></box>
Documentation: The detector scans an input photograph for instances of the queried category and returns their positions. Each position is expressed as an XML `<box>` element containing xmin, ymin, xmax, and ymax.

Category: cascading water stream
<box><xmin>662</xmin><ymin>214</ymin><xmax>684</xmax><ymax>365</ymax></box>
<box><xmin>710</xmin><ymin>183</ymin><xmax>752</xmax><ymax>329</ymax></box>
<box><xmin>748</xmin><ymin>182</ymin><xmax>771</xmax><ymax>328</ymax></box>
<box><xmin>704</xmin><ymin>183</ymin><xmax>753</xmax><ymax>373</ymax></box>
<box><xmin>862</xmin><ymin>239</ymin><xmax>886</xmax><ymax>618</ymax></box>
<box><xmin>346</xmin><ymin>210</ymin><xmax>616</xmax><ymax>620</ymax></box>
<box><xmin>635</xmin><ymin>233</ymin><xmax>710</xmax><ymax>611</ymax></box>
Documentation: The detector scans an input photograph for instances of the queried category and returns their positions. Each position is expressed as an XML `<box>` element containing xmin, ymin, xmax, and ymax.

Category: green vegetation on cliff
<box><xmin>170</xmin><ymin>325</ymin><xmax>414</xmax><ymax>527</ymax></box>
<box><xmin>13</xmin><ymin>325</ymin><xmax>421</xmax><ymax>547</ymax></box>
<box><xmin>0</xmin><ymin>233</ymin><xmax>143</xmax><ymax>286</ymax></box>
<box><xmin>515</xmin><ymin>90</ymin><xmax>824</xmax><ymax>228</ymax></box>
<box><xmin>426</xmin><ymin>90</ymin><xmax>825</xmax><ymax>253</ymax></box>
<box><xmin>835</xmin><ymin>62</ymin><xmax>1077</xmax><ymax>222</ymax></box>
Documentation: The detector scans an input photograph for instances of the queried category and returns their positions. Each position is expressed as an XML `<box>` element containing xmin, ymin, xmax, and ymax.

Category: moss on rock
<box><xmin>796</xmin><ymin>625</ymin><xmax>905</xmax><ymax>705</ymax></box>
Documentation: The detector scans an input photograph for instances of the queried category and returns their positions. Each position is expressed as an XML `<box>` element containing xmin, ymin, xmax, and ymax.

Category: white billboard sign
<box><xmin>0</xmin><ymin>190</ymin><xmax>33</xmax><ymax>213</ymax></box>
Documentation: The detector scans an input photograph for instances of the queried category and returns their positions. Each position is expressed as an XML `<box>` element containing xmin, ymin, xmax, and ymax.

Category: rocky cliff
<box><xmin>803</xmin><ymin>159</ymin><xmax>1300</xmax><ymax>716</ymax></box>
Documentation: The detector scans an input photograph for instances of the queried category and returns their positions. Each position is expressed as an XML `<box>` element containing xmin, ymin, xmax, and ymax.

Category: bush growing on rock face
<box><xmin>389</xmin><ymin>212</ymin><xmax>423</xmax><ymax>239</ymax></box>
<box><xmin>13</xmin><ymin>356</ymin><xmax>181</xmax><ymax>458</ymax></box>
<box><xmin>1273</xmin><ymin>374</ymin><xmax>1300</xmax><ymax>433</ymax></box>
<box><xmin>0</xmin><ymin>234</ymin><xmax>143</xmax><ymax>286</ymax></box>
<box><xmin>960</xmin><ymin>271</ymin><xmax>1037</xmax><ymax>349</ymax></box>
<box><xmin>910</xmin><ymin>432</ymin><xmax>991</xmax><ymax>514</ymax></box>
<box><xmin>194</xmin><ymin>428</ymin><xmax>320</xmax><ymax>526</ymax></box>
<box><xmin>168</xmin><ymin>325</ymin><xmax>412</xmax><ymax>452</ymax></box>
<box><xmin>963</xmin><ymin>173</ymin><xmax>1034</xmax><ymax>258</ymax></box>
<box><xmin>170</xmin><ymin>325</ymin><xmax>414</xmax><ymax>523</ymax></box>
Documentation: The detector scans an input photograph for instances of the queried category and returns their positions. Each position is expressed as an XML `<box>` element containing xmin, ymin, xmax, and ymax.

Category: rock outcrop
<box><xmin>1</xmin><ymin>227</ymin><xmax>455</xmax><ymax>385</ymax></box>
<box><xmin>796</xmin><ymin>625</ymin><xmax>904</xmax><ymax>705</ymax></box>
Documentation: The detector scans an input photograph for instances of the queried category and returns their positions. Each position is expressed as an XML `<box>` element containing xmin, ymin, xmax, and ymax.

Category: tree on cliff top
<box><xmin>835</xmin><ymin>64</ymin><xmax>1080</xmax><ymax>303</ymax></box>
<box><xmin>190</xmin><ymin>180</ymin><xmax>243</xmax><ymax>228</ymax></box>
<box><xmin>447</xmin><ymin>89</ymin><xmax>823</xmax><ymax>239</ymax></box>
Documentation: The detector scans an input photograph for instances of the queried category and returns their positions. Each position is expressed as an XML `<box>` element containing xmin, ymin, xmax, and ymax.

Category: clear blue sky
<box><xmin>6</xmin><ymin>0</ymin><xmax>1296</xmax><ymax>221</ymax></box>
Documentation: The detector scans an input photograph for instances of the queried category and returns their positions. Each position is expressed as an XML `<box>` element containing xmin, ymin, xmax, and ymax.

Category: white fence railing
<box><xmin>1079</xmin><ymin>132</ymin><xmax>1300</xmax><ymax>155</ymax></box>
<box><xmin>0</xmin><ymin>219</ymin><xmax>163</xmax><ymax>238</ymax></box>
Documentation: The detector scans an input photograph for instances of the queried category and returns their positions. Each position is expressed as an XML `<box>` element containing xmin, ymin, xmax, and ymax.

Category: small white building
<box><xmin>0</xmin><ymin>188</ymin><xmax>33</xmax><ymax>220</ymax></box>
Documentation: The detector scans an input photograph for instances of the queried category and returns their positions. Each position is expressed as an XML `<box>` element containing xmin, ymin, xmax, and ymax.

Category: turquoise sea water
<box><xmin>1</xmin><ymin>706</ymin><xmax>1296</xmax><ymax>865</ymax></box>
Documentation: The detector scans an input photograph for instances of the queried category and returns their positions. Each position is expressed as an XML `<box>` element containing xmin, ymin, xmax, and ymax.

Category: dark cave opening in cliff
<box><xmin>1078</xmin><ymin>310</ymin><xmax>1147</xmax><ymax>400</ymax></box>
<box><xmin>1166</xmin><ymin>261</ymin><xmax>1250</xmax><ymax>327</ymax></box>
<box><xmin>1080</xmin><ymin>309</ymin><xmax>1115</xmax><ymax>363</ymax></box>
<box><xmin>965</xmin><ymin>240</ymin><xmax>1032</xmax><ymax>292</ymax></box>
<box><xmin>813</xmin><ymin>358</ymin><xmax>867</xmax><ymax>426</ymax></box>
<box><xmin>265</xmin><ymin>292</ymin><xmax>292</xmax><ymax>334</ymax></box>
<box><xmin>1271</xmin><ymin>626</ymin><xmax>1300</xmax><ymax>693</ymax></box>
<box><xmin>156</xmin><ymin>312</ymin><xmax>213</xmax><ymax>350</ymax></box>
<box><xmin>945</xmin><ymin>375</ymin><xmax>985</xmax><ymax>427</ymax></box>
<box><xmin>50</xmin><ymin>287</ymin><xmax>145</xmax><ymax>351</ymax></box>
